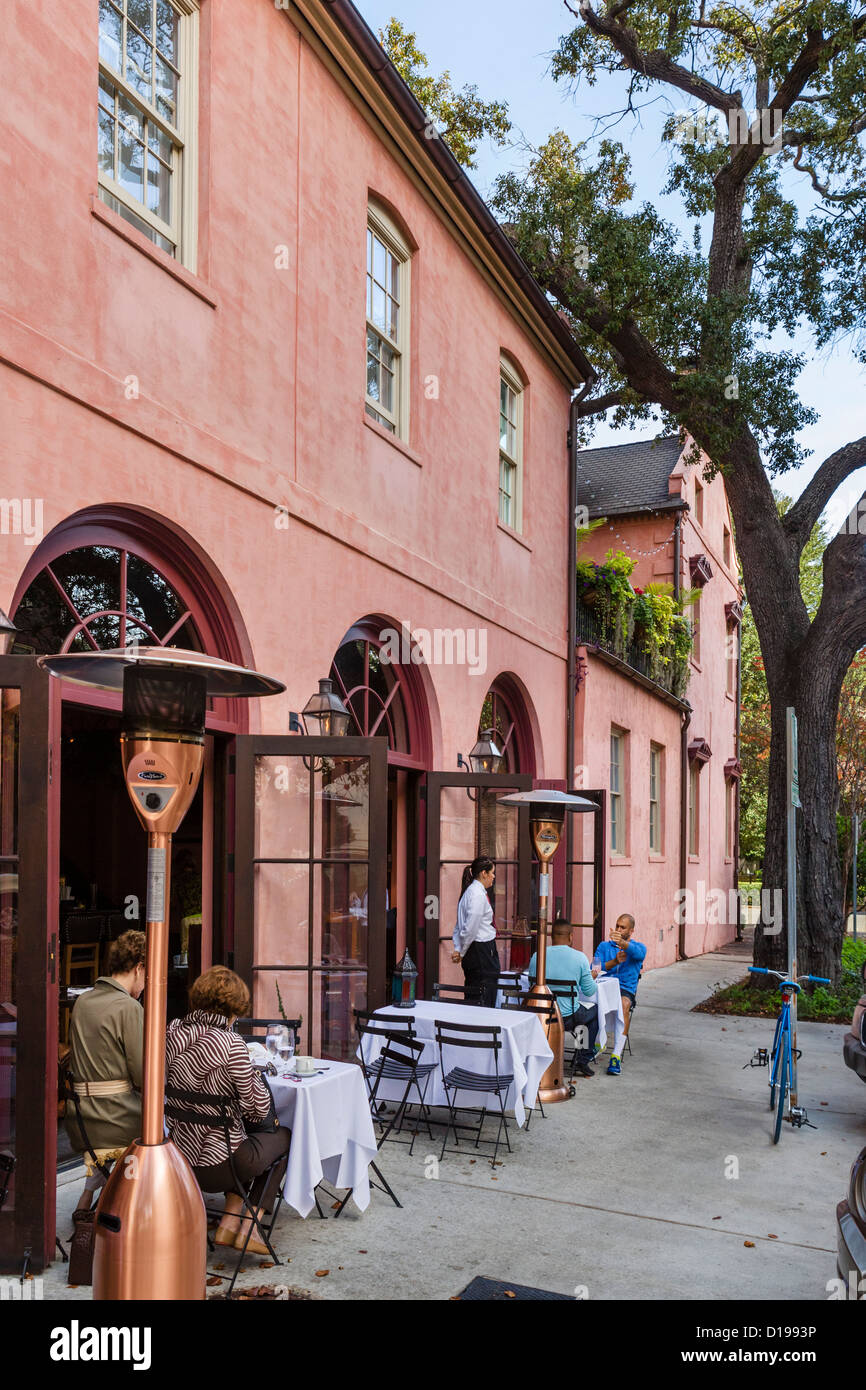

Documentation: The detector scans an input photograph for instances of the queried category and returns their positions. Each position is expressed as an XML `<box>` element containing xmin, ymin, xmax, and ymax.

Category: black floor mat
<box><xmin>454</xmin><ymin>1276</ymin><xmax>573</xmax><ymax>1301</ymax></box>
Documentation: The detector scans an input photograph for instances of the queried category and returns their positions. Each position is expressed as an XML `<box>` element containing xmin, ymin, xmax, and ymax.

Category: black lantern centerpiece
<box><xmin>391</xmin><ymin>948</ymin><xmax>418</xmax><ymax>1009</ymax></box>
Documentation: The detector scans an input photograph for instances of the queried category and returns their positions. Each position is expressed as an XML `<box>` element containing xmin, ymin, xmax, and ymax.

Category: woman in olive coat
<box><xmin>66</xmin><ymin>930</ymin><xmax>145</xmax><ymax>1212</ymax></box>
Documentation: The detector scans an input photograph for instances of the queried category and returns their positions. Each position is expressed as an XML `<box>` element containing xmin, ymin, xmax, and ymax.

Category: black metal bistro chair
<box><xmin>434</xmin><ymin>1019</ymin><xmax>515</xmax><ymax>1166</ymax></box>
<box><xmin>319</xmin><ymin>1032</ymin><xmax>409</xmax><ymax>1219</ymax></box>
<box><xmin>501</xmin><ymin>992</ymin><xmax>560</xmax><ymax>1122</ymax></box>
<box><xmin>622</xmin><ymin>972</ymin><xmax>642</xmax><ymax>1057</ymax></box>
<box><xmin>164</xmin><ymin>1084</ymin><xmax>287</xmax><ymax>1298</ymax></box>
<box><xmin>431</xmin><ymin>982</ymin><xmax>482</xmax><ymax>1005</ymax></box>
<box><xmin>530</xmin><ymin>977</ymin><xmax>588</xmax><ymax>1079</ymax></box>
<box><xmin>354</xmin><ymin>1009</ymin><xmax>437</xmax><ymax>1154</ymax></box>
<box><xmin>234</xmin><ymin>1017</ymin><xmax>302</xmax><ymax>1052</ymax></box>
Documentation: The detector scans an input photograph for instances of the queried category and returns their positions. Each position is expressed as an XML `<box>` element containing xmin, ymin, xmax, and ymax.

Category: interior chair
<box><xmin>433</xmin><ymin>1019</ymin><xmax>515</xmax><ymax>1166</ymax></box>
<box><xmin>164</xmin><ymin>1084</ymin><xmax>286</xmax><ymax>1297</ymax></box>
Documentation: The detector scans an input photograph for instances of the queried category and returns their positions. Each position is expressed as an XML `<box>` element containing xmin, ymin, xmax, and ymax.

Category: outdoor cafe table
<box><xmin>504</xmin><ymin>972</ymin><xmax>626</xmax><ymax>1058</ymax></box>
<box><xmin>365</xmin><ymin>999</ymin><xmax>553</xmax><ymax>1127</ymax></box>
<box><xmin>269</xmin><ymin>1060</ymin><xmax>378</xmax><ymax>1218</ymax></box>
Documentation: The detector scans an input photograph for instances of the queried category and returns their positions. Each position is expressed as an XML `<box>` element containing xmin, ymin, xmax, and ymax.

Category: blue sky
<box><xmin>356</xmin><ymin>0</ymin><xmax>866</xmax><ymax>533</ymax></box>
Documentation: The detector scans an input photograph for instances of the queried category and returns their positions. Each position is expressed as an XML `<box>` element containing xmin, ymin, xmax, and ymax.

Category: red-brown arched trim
<box><xmin>479</xmin><ymin>673</ymin><xmax>538</xmax><ymax>776</ymax></box>
<box><xmin>11</xmin><ymin>505</ymin><xmax>253</xmax><ymax>732</ymax></box>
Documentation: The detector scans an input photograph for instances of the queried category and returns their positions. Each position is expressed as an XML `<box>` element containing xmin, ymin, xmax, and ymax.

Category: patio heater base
<box><xmin>526</xmin><ymin>983</ymin><xmax>571</xmax><ymax>1104</ymax></box>
<box><xmin>92</xmin><ymin>1139</ymin><xmax>206</xmax><ymax>1301</ymax></box>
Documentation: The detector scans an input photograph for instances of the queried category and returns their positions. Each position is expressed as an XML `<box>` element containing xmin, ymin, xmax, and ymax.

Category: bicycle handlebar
<box><xmin>748</xmin><ymin>966</ymin><xmax>831</xmax><ymax>986</ymax></box>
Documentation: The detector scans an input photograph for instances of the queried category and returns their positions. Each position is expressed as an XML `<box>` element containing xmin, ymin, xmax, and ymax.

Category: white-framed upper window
<box><xmin>97</xmin><ymin>0</ymin><xmax>199</xmax><ymax>267</ymax></box>
<box><xmin>694</xmin><ymin>477</ymin><xmax>704</xmax><ymax>528</ymax></box>
<box><xmin>689</xmin><ymin>761</ymin><xmax>700</xmax><ymax>856</ymax></box>
<box><xmin>365</xmin><ymin>204</ymin><xmax>411</xmax><ymax>437</ymax></box>
<box><xmin>610</xmin><ymin>728</ymin><xmax>626</xmax><ymax>855</ymax></box>
<box><xmin>649</xmin><ymin>743</ymin><xmax>663</xmax><ymax>853</ymax></box>
<box><xmin>499</xmin><ymin>356</ymin><xmax>524</xmax><ymax>530</ymax></box>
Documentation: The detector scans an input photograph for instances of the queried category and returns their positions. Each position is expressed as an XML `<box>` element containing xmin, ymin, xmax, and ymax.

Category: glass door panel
<box><xmin>236</xmin><ymin>737</ymin><xmax>387</xmax><ymax>1061</ymax></box>
<box><xmin>424</xmin><ymin>772</ymin><xmax>532</xmax><ymax>992</ymax></box>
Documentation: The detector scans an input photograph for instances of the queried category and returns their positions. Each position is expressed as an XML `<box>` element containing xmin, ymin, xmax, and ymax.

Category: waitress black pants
<box><xmin>461</xmin><ymin>939</ymin><xmax>501</xmax><ymax>1008</ymax></box>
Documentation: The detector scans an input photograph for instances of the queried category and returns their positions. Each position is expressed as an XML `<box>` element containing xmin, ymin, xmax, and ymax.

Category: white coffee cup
<box><xmin>295</xmin><ymin>1055</ymin><xmax>315</xmax><ymax>1074</ymax></box>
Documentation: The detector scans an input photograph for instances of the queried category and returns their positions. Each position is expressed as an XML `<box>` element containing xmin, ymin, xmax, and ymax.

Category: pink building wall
<box><xmin>574</xmin><ymin>440</ymin><xmax>742</xmax><ymax>965</ymax></box>
<box><xmin>0</xmin><ymin>0</ymin><xmax>576</xmax><ymax>772</ymax></box>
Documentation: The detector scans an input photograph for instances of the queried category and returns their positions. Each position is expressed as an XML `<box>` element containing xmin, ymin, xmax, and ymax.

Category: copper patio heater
<box><xmin>497</xmin><ymin>789</ymin><xmax>598</xmax><ymax>1103</ymax></box>
<box><xmin>39</xmin><ymin>647</ymin><xmax>284</xmax><ymax>1300</ymax></box>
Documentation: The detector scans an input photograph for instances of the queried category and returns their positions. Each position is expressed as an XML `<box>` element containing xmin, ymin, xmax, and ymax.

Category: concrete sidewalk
<box><xmin>44</xmin><ymin>950</ymin><xmax>866</xmax><ymax>1301</ymax></box>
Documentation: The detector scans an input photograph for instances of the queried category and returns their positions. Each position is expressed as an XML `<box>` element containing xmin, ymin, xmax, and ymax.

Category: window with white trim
<box><xmin>725</xmin><ymin>777</ymin><xmax>734</xmax><ymax>859</ymax></box>
<box><xmin>97</xmin><ymin>0</ymin><xmax>199</xmax><ymax>266</ymax></box>
<box><xmin>689</xmin><ymin>761</ymin><xmax>700</xmax><ymax>856</ymax></box>
<box><xmin>610</xmin><ymin>729</ymin><xmax>626</xmax><ymax>855</ymax></box>
<box><xmin>499</xmin><ymin>357</ymin><xmax>524</xmax><ymax>530</ymax></box>
<box><xmin>649</xmin><ymin>743</ymin><xmax>663</xmax><ymax>853</ymax></box>
<box><xmin>365</xmin><ymin>205</ymin><xmax>411</xmax><ymax>437</ymax></box>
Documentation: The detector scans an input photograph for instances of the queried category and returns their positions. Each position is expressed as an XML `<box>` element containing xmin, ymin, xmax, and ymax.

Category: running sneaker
<box><xmin>606</xmin><ymin>1055</ymin><xmax>622</xmax><ymax>1075</ymax></box>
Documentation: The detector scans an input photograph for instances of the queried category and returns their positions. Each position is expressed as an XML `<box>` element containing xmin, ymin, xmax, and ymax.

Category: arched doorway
<box><xmin>5</xmin><ymin>509</ymin><xmax>250</xmax><ymax>1206</ymax></box>
<box><xmin>329</xmin><ymin>617</ymin><xmax>432</xmax><ymax>983</ymax></box>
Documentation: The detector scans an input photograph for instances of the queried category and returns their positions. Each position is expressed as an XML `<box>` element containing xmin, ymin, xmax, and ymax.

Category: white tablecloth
<box><xmin>499</xmin><ymin>972</ymin><xmax>626</xmax><ymax>1059</ymax></box>
<box><xmin>270</xmin><ymin>1061</ymin><xmax>378</xmax><ymax>1218</ymax></box>
<box><xmin>581</xmin><ymin>975</ymin><xmax>625</xmax><ymax>1056</ymax></box>
<box><xmin>365</xmin><ymin>1000</ymin><xmax>553</xmax><ymax>1127</ymax></box>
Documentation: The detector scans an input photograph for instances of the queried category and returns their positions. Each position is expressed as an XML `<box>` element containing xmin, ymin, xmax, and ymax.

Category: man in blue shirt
<box><xmin>592</xmin><ymin>913</ymin><xmax>646</xmax><ymax>1075</ymax></box>
<box><xmin>528</xmin><ymin>922</ymin><xmax>598</xmax><ymax>1078</ymax></box>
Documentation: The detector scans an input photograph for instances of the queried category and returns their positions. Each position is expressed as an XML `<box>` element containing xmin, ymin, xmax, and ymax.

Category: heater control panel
<box><xmin>121</xmin><ymin>739</ymin><xmax>204</xmax><ymax>834</ymax></box>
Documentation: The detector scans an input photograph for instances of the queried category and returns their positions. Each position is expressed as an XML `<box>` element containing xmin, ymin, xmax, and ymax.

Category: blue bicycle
<box><xmin>747</xmin><ymin>966</ymin><xmax>831</xmax><ymax>1143</ymax></box>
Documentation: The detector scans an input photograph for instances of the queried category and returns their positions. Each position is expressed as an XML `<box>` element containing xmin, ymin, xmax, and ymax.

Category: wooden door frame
<box><xmin>0</xmin><ymin>656</ymin><xmax>60</xmax><ymax>1273</ymax></box>
<box><xmin>422</xmin><ymin>771</ymin><xmax>533</xmax><ymax>992</ymax></box>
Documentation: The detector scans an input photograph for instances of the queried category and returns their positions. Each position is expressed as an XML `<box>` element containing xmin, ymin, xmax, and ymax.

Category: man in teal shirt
<box><xmin>528</xmin><ymin>922</ymin><xmax>598</xmax><ymax>1077</ymax></box>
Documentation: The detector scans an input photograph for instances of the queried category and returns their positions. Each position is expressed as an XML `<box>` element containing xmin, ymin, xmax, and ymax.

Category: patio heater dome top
<box><xmin>36</xmin><ymin>646</ymin><xmax>286</xmax><ymax>699</ymax></box>
<box><xmin>496</xmin><ymin>789</ymin><xmax>598</xmax><ymax>812</ymax></box>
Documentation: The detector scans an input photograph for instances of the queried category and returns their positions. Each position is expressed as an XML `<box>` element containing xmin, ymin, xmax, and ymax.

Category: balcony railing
<box><xmin>576</xmin><ymin>597</ymin><xmax>691</xmax><ymax>701</ymax></box>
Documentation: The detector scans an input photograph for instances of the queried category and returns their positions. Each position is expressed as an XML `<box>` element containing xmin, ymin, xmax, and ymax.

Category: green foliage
<box><xmin>577</xmin><ymin>551</ymin><xmax>693</xmax><ymax>687</ymax></box>
<box><xmin>488</xmin><ymin>3</ymin><xmax>866</xmax><ymax>470</ymax></box>
<box><xmin>699</xmin><ymin>936</ymin><xmax>866</xmax><ymax>1021</ymax></box>
<box><xmin>378</xmin><ymin>18</ymin><xmax>511</xmax><ymax>169</ymax></box>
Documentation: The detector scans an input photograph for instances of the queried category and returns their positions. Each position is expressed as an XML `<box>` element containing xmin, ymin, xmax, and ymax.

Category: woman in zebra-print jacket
<box><xmin>166</xmin><ymin>966</ymin><xmax>290</xmax><ymax>1254</ymax></box>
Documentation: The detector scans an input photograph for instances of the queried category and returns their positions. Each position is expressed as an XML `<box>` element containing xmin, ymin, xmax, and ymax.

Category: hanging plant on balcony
<box><xmin>576</xmin><ymin>548</ymin><xmax>635</xmax><ymax>655</ymax></box>
<box><xmin>631</xmin><ymin>583</ymin><xmax>697</xmax><ymax>689</ymax></box>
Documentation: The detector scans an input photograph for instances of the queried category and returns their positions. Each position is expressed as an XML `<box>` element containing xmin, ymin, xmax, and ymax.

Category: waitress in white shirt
<box><xmin>450</xmin><ymin>856</ymin><xmax>499</xmax><ymax>1006</ymax></box>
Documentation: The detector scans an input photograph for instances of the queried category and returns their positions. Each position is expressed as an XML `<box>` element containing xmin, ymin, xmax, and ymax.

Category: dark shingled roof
<box><xmin>578</xmin><ymin>436</ymin><xmax>687</xmax><ymax>518</ymax></box>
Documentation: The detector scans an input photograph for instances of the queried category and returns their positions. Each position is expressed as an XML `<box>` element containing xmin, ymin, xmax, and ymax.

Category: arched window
<box><xmin>478</xmin><ymin>676</ymin><xmax>536</xmax><ymax>776</ymax></box>
<box><xmin>12</xmin><ymin>545</ymin><xmax>204</xmax><ymax>655</ymax></box>
<box><xmin>329</xmin><ymin>619</ymin><xmax>431</xmax><ymax>769</ymax></box>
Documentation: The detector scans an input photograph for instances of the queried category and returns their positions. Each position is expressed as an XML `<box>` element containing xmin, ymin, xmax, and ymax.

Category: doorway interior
<box><xmin>56</xmin><ymin>703</ymin><xmax>219</xmax><ymax>1172</ymax></box>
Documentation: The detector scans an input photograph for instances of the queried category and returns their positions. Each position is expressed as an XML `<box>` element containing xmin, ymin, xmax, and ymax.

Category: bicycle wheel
<box><xmin>773</xmin><ymin>1041</ymin><xmax>788</xmax><ymax>1144</ymax></box>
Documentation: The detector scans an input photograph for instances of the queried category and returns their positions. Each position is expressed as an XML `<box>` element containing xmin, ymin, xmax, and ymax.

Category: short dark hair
<box><xmin>107</xmin><ymin>930</ymin><xmax>146</xmax><ymax>975</ymax></box>
<box><xmin>616</xmin><ymin>913</ymin><xmax>635</xmax><ymax>933</ymax></box>
<box><xmin>189</xmin><ymin>965</ymin><xmax>250</xmax><ymax>1019</ymax></box>
<box><xmin>552</xmin><ymin>922</ymin><xmax>573</xmax><ymax>940</ymax></box>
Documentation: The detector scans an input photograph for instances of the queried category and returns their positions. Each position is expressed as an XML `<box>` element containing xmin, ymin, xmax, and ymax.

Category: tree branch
<box><xmin>783</xmin><ymin>437</ymin><xmax>866</xmax><ymax>549</ymax></box>
<box><xmin>804</xmin><ymin>490</ymin><xmax>866</xmax><ymax>678</ymax></box>
<box><xmin>575</xmin><ymin>389</ymin><xmax>625</xmax><ymax>417</ymax></box>
<box><xmin>571</xmin><ymin>1</ymin><xmax>743</xmax><ymax>112</ymax></box>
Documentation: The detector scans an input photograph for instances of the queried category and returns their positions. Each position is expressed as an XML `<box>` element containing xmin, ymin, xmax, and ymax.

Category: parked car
<box><xmin>843</xmin><ymin>960</ymin><xmax>866</xmax><ymax>1083</ymax></box>
<box><xmin>837</xmin><ymin>1148</ymin><xmax>866</xmax><ymax>1297</ymax></box>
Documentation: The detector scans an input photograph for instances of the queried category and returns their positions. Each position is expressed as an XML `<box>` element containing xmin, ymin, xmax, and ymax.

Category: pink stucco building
<box><xmin>570</xmin><ymin>435</ymin><xmax>743</xmax><ymax>968</ymax></box>
<box><xmin>0</xmin><ymin>0</ymin><xmax>739</xmax><ymax>1268</ymax></box>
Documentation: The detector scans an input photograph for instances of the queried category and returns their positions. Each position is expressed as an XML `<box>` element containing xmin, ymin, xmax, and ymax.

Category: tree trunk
<box><xmin>756</xmin><ymin>666</ymin><xmax>844</xmax><ymax>984</ymax></box>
